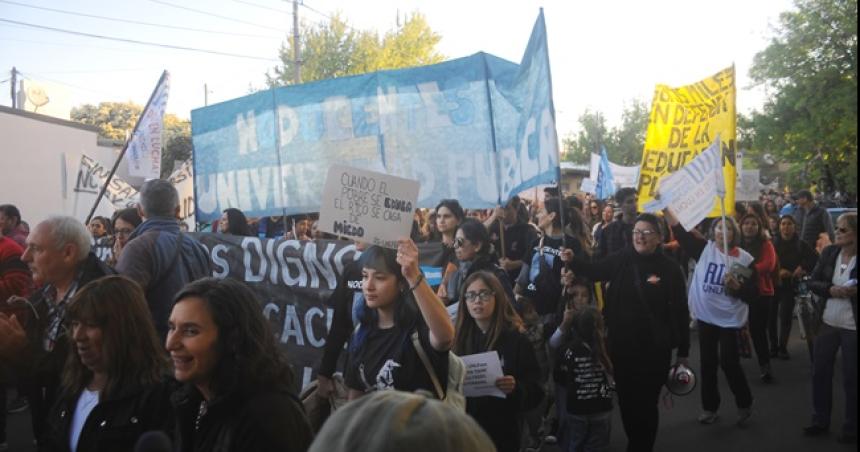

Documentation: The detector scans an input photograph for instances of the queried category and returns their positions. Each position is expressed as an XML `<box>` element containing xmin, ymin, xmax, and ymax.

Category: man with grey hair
<box><xmin>117</xmin><ymin>179</ymin><xmax>210</xmax><ymax>338</ymax></box>
<box><xmin>17</xmin><ymin>216</ymin><xmax>114</xmax><ymax>443</ymax></box>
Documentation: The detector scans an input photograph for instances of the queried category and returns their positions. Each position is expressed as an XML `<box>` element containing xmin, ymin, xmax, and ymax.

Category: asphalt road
<box><xmin>3</xmin><ymin>322</ymin><xmax>853</xmax><ymax>452</ymax></box>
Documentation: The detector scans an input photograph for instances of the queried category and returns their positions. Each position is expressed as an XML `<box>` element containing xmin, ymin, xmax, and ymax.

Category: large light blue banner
<box><xmin>192</xmin><ymin>11</ymin><xmax>558</xmax><ymax>222</ymax></box>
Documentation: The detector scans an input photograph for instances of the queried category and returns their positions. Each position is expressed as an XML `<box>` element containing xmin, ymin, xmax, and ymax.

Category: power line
<box><xmin>17</xmin><ymin>70</ymin><xmax>127</xmax><ymax>98</ymax></box>
<box><xmin>147</xmin><ymin>0</ymin><xmax>285</xmax><ymax>32</ymax></box>
<box><xmin>0</xmin><ymin>18</ymin><xmax>280</xmax><ymax>61</ymax></box>
<box><xmin>233</xmin><ymin>0</ymin><xmax>291</xmax><ymax>14</ymax></box>
<box><xmin>300</xmin><ymin>1</ymin><xmax>334</xmax><ymax>21</ymax></box>
<box><xmin>0</xmin><ymin>0</ymin><xmax>282</xmax><ymax>39</ymax></box>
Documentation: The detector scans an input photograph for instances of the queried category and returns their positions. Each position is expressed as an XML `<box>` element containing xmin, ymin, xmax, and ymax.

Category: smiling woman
<box><xmin>40</xmin><ymin>275</ymin><xmax>172</xmax><ymax>452</ymax></box>
<box><xmin>167</xmin><ymin>277</ymin><xmax>313</xmax><ymax>452</ymax></box>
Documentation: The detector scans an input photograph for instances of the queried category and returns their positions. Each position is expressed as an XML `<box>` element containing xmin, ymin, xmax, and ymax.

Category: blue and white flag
<box><xmin>595</xmin><ymin>146</ymin><xmax>616</xmax><ymax>200</ymax></box>
<box><xmin>190</xmin><ymin>11</ymin><xmax>559</xmax><ymax>222</ymax></box>
<box><xmin>127</xmin><ymin>71</ymin><xmax>170</xmax><ymax>179</ymax></box>
<box><xmin>644</xmin><ymin>135</ymin><xmax>724</xmax><ymax>230</ymax></box>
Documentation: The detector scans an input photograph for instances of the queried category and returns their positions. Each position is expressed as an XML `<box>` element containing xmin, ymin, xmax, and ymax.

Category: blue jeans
<box><xmin>561</xmin><ymin>411</ymin><xmax>611</xmax><ymax>452</ymax></box>
<box><xmin>811</xmin><ymin>324</ymin><xmax>857</xmax><ymax>434</ymax></box>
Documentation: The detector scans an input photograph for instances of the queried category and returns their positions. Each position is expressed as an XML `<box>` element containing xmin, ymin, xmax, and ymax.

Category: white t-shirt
<box><xmin>822</xmin><ymin>251</ymin><xmax>856</xmax><ymax>330</ymax></box>
<box><xmin>688</xmin><ymin>241</ymin><xmax>755</xmax><ymax>328</ymax></box>
<box><xmin>69</xmin><ymin>389</ymin><xmax>100</xmax><ymax>452</ymax></box>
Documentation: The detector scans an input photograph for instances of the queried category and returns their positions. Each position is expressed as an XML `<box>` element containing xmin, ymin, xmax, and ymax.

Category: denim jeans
<box><xmin>562</xmin><ymin>411</ymin><xmax>611</xmax><ymax>452</ymax></box>
<box><xmin>811</xmin><ymin>324</ymin><xmax>857</xmax><ymax>435</ymax></box>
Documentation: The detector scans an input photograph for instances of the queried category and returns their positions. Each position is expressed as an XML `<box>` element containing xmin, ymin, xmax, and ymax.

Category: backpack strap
<box><xmin>411</xmin><ymin>331</ymin><xmax>445</xmax><ymax>401</ymax></box>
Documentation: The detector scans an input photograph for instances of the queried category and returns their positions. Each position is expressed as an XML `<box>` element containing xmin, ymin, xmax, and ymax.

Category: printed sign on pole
<box><xmin>318</xmin><ymin>165</ymin><xmax>419</xmax><ymax>249</ymax></box>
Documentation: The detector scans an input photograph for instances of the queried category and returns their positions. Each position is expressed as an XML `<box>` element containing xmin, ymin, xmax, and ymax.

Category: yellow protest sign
<box><xmin>637</xmin><ymin>66</ymin><xmax>737</xmax><ymax>217</ymax></box>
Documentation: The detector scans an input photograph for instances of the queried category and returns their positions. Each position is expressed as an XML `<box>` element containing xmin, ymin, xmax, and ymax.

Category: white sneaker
<box><xmin>698</xmin><ymin>411</ymin><xmax>719</xmax><ymax>424</ymax></box>
<box><xmin>544</xmin><ymin>435</ymin><xmax>557</xmax><ymax>445</ymax></box>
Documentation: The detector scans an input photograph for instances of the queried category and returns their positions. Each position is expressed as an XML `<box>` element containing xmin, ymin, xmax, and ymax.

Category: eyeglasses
<box><xmin>632</xmin><ymin>229</ymin><xmax>656</xmax><ymax>237</ymax></box>
<box><xmin>836</xmin><ymin>227</ymin><xmax>852</xmax><ymax>234</ymax></box>
<box><xmin>464</xmin><ymin>289</ymin><xmax>494</xmax><ymax>303</ymax></box>
<box><xmin>453</xmin><ymin>237</ymin><xmax>467</xmax><ymax>248</ymax></box>
<box><xmin>115</xmin><ymin>228</ymin><xmax>134</xmax><ymax>237</ymax></box>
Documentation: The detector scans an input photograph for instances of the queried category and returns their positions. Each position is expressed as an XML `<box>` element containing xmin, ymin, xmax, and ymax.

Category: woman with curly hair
<box><xmin>167</xmin><ymin>278</ymin><xmax>313</xmax><ymax>452</ymax></box>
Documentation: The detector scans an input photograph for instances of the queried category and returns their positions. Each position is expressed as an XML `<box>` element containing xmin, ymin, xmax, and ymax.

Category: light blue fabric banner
<box><xmin>596</xmin><ymin>146</ymin><xmax>616</xmax><ymax>200</ymax></box>
<box><xmin>192</xmin><ymin>11</ymin><xmax>558</xmax><ymax>222</ymax></box>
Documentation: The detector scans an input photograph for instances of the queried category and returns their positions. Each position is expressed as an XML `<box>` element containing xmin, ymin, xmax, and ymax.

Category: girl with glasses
<box><xmin>444</xmin><ymin>219</ymin><xmax>515</xmax><ymax>315</ymax></box>
<box><xmin>453</xmin><ymin>271</ymin><xmax>541</xmax><ymax>452</ymax></box>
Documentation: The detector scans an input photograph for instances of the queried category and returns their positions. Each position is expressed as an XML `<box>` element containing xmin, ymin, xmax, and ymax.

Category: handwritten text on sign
<box><xmin>318</xmin><ymin>164</ymin><xmax>419</xmax><ymax>249</ymax></box>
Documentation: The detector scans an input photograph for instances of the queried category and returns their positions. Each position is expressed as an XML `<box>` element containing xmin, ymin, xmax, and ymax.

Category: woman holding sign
<box><xmin>453</xmin><ymin>271</ymin><xmax>542</xmax><ymax>452</ymax></box>
<box><xmin>665</xmin><ymin>210</ymin><xmax>758</xmax><ymax>427</ymax></box>
<box><xmin>345</xmin><ymin>239</ymin><xmax>455</xmax><ymax>399</ymax></box>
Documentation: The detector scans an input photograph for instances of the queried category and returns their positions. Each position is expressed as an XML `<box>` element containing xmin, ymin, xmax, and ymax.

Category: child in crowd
<box><xmin>550</xmin><ymin>279</ymin><xmax>614</xmax><ymax>452</ymax></box>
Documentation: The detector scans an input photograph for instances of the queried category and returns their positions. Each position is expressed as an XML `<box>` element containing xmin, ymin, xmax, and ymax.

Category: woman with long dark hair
<box><xmin>345</xmin><ymin>240</ymin><xmax>455</xmax><ymax>399</ymax></box>
<box><xmin>218</xmin><ymin>208</ymin><xmax>253</xmax><ymax>236</ymax></box>
<box><xmin>453</xmin><ymin>271</ymin><xmax>540</xmax><ymax>452</ymax></box>
<box><xmin>167</xmin><ymin>278</ymin><xmax>313</xmax><ymax>451</ymax></box>
<box><xmin>738</xmin><ymin>212</ymin><xmax>778</xmax><ymax>382</ymax></box>
<box><xmin>561</xmin><ymin>213</ymin><xmax>689</xmax><ymax>451</ymax></box>
<box><xmin>42</xmin><ymin>276</ymin><xmax>172</xmax><ymax>452</ymax></box>
<box><xmin>771</xmin><ymin>215</ymin><xmax>818</xmax><ymax>360</ymax></box>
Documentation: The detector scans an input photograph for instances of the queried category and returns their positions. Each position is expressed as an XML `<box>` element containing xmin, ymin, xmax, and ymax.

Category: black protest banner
<box><xmin>192</xmin><ymin>233</ymin><xmax>447</xmax><ymax>388</ymax></box>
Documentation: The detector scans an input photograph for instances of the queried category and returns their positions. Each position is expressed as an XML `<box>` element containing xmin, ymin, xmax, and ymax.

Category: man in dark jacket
<box><xmin>18</xmin><ymin>216</ymin><xmax>114</xmax><ymax>444</ymax></box>
<box><xmin>793</xmin><ymin>190</ymin><xmax>834</xmax><ymax>248</ymax></box>
<box><xmin>117</xmin><ymin>179</ymin><xmax>211</xmax><ymax>339</ymax></box>
<box><xmin>596</xmin><ymin>187</ymin><xmax>638</xmax><ymax>258</ymax></box>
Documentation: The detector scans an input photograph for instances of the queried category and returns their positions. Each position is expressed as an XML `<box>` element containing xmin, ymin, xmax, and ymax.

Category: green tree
<box><xmin>266</xmin><ymin>12</ymin><xmax>444</xmax><ymax>86</ymax></box>
<box><xmin>71</xmin><ymin>101</ymin><xmax>191</xmax><ymax>178</ymax></box>
<box><xmin>562</xmin><ymin>100</ymin><xmax>650</xmax><ymax>166</ymax></box>
<box><xmin>746</xmin><ymin>0</ymin><xmax>857</xmax><ymax>192</ymax></box>
<box><xmin>562</xmin><ymin>110</ymin><xmax>608</xmax><ymax>165</ymax></box>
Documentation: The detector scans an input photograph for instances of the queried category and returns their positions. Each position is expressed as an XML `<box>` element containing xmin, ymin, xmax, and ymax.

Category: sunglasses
<box><xmin>453</xmin><ymin>237</ymin><xmax>466</xmax><ymax>248</ymax></box>
<box><xmin>836</xmin><ymin>227</ymin><xmax>852</xmax><ymax>234</ymax></box>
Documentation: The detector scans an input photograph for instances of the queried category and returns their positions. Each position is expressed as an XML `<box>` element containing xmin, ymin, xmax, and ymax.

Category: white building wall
<box><xmin>0</xmin><ymin>107</ymin><xmax>130</xmax><ymax>226</ymax></box>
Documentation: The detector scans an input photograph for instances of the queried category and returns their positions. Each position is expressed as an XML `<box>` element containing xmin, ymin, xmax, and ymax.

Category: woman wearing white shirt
<box><xmin>666</xmin><ymin>211</ymin><xmax>758</xmax><ymax>427</ymax></box>
<box><xmin>803</xmin><ymin>212</ymin><xmax>857</xmax><ymax>444</ymax></box>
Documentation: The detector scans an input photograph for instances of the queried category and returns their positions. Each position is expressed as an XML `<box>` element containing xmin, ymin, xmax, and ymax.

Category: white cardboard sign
<box><xmin>318</xmin><ymin>164</ymin><xmax>419</xmax><ymax>249</ymax></box>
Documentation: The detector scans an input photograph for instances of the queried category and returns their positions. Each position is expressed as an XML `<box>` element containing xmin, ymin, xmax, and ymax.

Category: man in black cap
<box><xmin>792</xmin><ymin>189</ymin><xmax>834</xmax><ymax>248</ymax></box>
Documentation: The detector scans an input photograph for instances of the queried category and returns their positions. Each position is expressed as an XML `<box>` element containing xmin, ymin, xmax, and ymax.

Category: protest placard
<box><xmin>318</xmin><ymin>165</ymin><xmax>419</xmax><ymax>249</ymax></box>
<box><xmin>461</xmin><ymin>351</ymin><xmax>506</xmax><ymax>398</ymax></box>
<box><xmin>637</xmin><ymin>66</ymin><xmax>736</xmax><ymax>217</ymax></box>
<box><xmin>75</xmin><ymin>154</ymin><xmax>139</xmax><ymax>209</ymax></box>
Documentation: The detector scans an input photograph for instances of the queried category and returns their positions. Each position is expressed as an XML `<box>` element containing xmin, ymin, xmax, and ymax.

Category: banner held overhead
<box><xmin>191</xmin><ymin>10</ymin><xmax>559</xmax><ymax>222</ymax></box>
<box><xmin>637</xmin><ymin>66</ymin><xmax>737</xmax><ymax>217</ymax></box>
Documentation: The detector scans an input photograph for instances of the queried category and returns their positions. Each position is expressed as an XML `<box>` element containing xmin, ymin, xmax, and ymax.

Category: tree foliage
<box><xmin>71</xmin><ymin>101</ymin><xmax>191</xmax><ymax>178</ymax></box>
<box><xmin>744</xmin><ymin>0</ymin><xmax>857</xmax><ymax>193</ymax></box>
<box><xmin>562</xmin><ymin>99</ymin><xmax>650</xmax><ymax>166</ymax></box>
<box><xmin>266</xmin><ymin>12</ymin><xmax>444</xmax><ymax>86</ymax></box>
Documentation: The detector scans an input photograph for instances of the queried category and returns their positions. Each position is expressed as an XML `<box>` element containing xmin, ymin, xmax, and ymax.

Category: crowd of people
<box><xmin>0</xmin><ymin>181</ymin><xmax>856</xmax><ymax>452</ymax></box>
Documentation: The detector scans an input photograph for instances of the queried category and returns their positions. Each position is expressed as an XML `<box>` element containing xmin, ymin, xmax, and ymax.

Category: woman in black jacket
<box><xmin>803</xmin><ymin>212</ymin><xmax>857</xmax><ymax>443</ymax></box>
<box><xmin>453</xmin><ymin>271</ymin><xmax>542</xmax><ymax>452</ymax></box>
<box><xmin>446</xmin><ymin>219</ymin><xmax>515</xmax><ymax>309</ymax></box>
<box><xmin>42</xmin><ymin>276</ymin><xmax>173</xmax><ymax>452</ymax></box>
<box><xmin>560</xmin><ymin>213</ymin><xmax>689</xmax><ymax>452</ymax></box>
<box><xmin>770</xmin><ymin>215</ymin><xmax>818</xmax><ymax>360</ymax></box>
<box><xmin>167</xmin><ymin>278</ymin><xmax>313</xmax><ymax>452</ymax></box>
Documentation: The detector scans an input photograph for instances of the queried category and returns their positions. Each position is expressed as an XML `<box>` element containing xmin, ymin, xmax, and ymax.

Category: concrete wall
<box><xmin>0</xmin><ymin>106</ymin><xmax>129</xmax><ymax>226</ymax></box>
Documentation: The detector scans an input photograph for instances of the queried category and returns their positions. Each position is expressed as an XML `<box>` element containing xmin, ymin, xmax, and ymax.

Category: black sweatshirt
<box><xmin>567</xmin><ymin>247</ymin><xmax>690</xmax><ymax>363</ymax></box>
<box><xmin>318</xmin><ymin>259</ymin><xmax>363</xmax><ymax>378</ymax></box>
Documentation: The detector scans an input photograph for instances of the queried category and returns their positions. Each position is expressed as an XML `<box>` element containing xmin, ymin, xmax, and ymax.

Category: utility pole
<box><xmin>10</xmin><ymin>66</ymin><xmax>17</xmax><ymax>109</ymax></box>
<box><xmin>292</xmin><ymin>0</ymin><xmax>301</xmax><ymax>84</ymax></box>
<box><xmin>204</xmin><ymin>83</ymin><xmax>209</xmax><ymax>106</ymax></box>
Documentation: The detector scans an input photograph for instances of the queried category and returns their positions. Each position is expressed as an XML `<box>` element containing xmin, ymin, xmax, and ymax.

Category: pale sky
<box><xmin>0</xmin><ymin>0</ymin><xmax>794</xmax><ymax>137</ymax></box>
